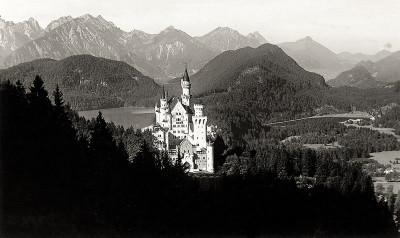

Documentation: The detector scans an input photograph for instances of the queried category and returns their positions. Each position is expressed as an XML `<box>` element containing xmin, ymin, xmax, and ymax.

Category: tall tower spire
<box><xmin>181</xmin><ymin>65</ymin><xmax>191</xmax><ymax>106</ymax></box>
<box><xmin>183</xmin><ymin>64</ymin><xmax>190</xmax><ymax>82</ymax></box>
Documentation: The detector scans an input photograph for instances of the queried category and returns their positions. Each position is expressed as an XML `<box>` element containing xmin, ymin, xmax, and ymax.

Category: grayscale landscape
<box><xmin>1</xmin><ymin>0</ymin><xmax>400</xmax><ymax>237</ymax></box>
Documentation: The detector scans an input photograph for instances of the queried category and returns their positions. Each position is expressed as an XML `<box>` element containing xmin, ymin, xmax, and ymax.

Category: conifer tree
<box><xmin>53</xmin><ymin>84</ymin><xmax>64</xmax><ymax>109</ymax></box>
<box><xmin>28</xmin><ymin>75</ymin><xmax>51</xmax><ymax>107</ymax></box>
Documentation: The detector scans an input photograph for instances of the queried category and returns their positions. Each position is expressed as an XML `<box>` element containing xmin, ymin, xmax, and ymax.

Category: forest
<box><xmin>0</xmin><ymin>55</ymin><xmax>162</xmax><ymax>110</ymax></box>
<box><xmin>1</xmin><ymin>76</ymin><xmax>399</xmax><ymax>237</ymax></box>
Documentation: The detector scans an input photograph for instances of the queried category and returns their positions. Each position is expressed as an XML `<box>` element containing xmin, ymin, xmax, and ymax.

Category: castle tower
<box><xmin>193</xmin><ymin>104</ymin><xmax>207</xmax><ymax>148</ymax></box>
<box><xmin>181</xmin><ymin>66</ymin><xmax>191</xmax><ymax>106</ymax></box>
<box><xmin>206</xmin><ymin>143</ymin><xmax>214</xmax><ymax>173</ymax></box>
<box><xmin>159</xmin><ymin>85</ymin><xmax>169</xmax><ymax>127</ymax></box>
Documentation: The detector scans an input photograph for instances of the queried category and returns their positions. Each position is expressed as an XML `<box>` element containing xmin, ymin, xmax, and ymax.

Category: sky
<box><xmin>1</xmin><ymin>0</ymin><xmax>399</xmax><ymax>54</ymax></box>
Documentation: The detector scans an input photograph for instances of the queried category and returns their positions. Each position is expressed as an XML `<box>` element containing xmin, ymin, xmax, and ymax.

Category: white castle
<box><xmin>145</xmin><ymin>68</ymin><xmax>214</xmax><ymax>173</ymax></box>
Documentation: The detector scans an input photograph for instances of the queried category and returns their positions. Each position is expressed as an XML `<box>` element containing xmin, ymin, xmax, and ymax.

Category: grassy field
<box><xmin>371</xmin><ymin>151</ymin><xmax>400</xmax><ymax>194</ymax></box>
<box><xmin>79</xmin><ymin>107</ymin><xmax>155</xmax><ymax>129</ymax></box>
<box><xmin>369</xmin><ymin>151</ymin><xmax>400</xmax><ymax>169</ymax></box>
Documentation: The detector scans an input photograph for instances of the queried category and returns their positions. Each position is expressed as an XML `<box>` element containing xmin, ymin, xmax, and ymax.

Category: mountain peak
<box><xmin>80</xmin><ymin>14</ymin><xmax>95</xmax><ymax>21</ymax></box>
<box><xmin>247</xmin><ymin>31</ymin><xmax>267</xmax><ymax>44</ymax></box>
<box><xmin>45</xmin><ymin>15</ymin><xmax>73</xmax><ymax>31</ymax></box>
<box><xmin>27</xmin><ymin>17</ymin><xmax>37</xmax><ymax>23</ymax></box>
<box><xmin>302</xmin><ymin>36</ymin><xmax>313</xmax><ymax>41</ymax></box>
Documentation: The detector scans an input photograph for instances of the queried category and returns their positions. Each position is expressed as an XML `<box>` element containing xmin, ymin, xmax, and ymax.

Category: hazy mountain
<box><xmin>2</xmin><ymin>14</ymin><xmax>165</xmax><ymax>78</ymax></box>
<box><xmin>247</xmin><ymin>31</ymin><xmax>268</xmax><ymax>44</ymax></box>
<box><xmin>356</xmin><ymin>60</ymin><xmax>375</xmax><ymax>74</ymax></box>
<box><xmin>327</xmin><ymin>51</ymin><xmax>400</xmax><ymax>88</ymax></box>
<box><xmin>337</xmin><ymin>50</ymin><xmax>392</xmax><ymax>64</ymax></box>
<box><xmin>278</xmin><ymin>36</ymin><xmax>346</xmax><ymax>80</ymax></box>
<box><xmin>327</xmin><ymin>66</ymin><xmax>386</xmax><ymax>88</ymax></box>
<box><xmin>0</xmin><ymin>55</ymin><xmax>161</xmax><ymax>110</ymax></box>
<box><xmin>196</xmin><ymin>27</ymin><xmax>267</xmax><ymax>53</ymax></box>
<box><xmin>167</xmin><ymin>43</ymin><xmax>327</xmax><ymax>96</ymax></box>
<box><xmin>0</xmin><ymin>17</ymin><xmax>44</xmax><ymax>65</ymax></box>
<box><xmin>132</xmin><ymin>26</ymin><xmax>217</xmax><ymax>79</ymax></box>
<box><xmin>372</xmin><ymin>51</ymin><xmax>400</xmax><ymax>82</ymax></box>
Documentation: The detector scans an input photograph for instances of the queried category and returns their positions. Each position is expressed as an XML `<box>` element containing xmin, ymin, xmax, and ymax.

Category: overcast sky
<box><xmin>2</xmin><ymin>0</ymin><xmax>399</xmax><ymax>54</ymax></box>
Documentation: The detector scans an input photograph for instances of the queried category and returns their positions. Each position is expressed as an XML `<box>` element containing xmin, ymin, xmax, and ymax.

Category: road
<box><xmin>265</xmin><ymin>112</ymin><xmax>372</xmax><ymax>126</ymax></box>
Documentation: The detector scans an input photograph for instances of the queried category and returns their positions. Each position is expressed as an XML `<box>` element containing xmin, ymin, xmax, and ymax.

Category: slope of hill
<box><xmin>0</xmin><ymin>55</ymin><xmax>161</xmax><ymax>110</ymax></box>
<box><xmin>167</xmin><ymin>43</ymin><xmax>327</xmax><ymax>96</ymax></box>
<box><xmin>327</xmin><ymin>66</ymin><xmax>386</xmax><ymax>88</ymax></box>
<box><xmin>196</xmin><ymin>27</ymin><xmax>267</xmax><ymax>53</ymax></box>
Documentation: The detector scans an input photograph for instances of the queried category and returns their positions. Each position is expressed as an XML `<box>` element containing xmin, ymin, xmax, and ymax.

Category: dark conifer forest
<box><xmin>1</xmin><ymin>77</ymin><xmax>399</xmax><ymax>237</ymax></box>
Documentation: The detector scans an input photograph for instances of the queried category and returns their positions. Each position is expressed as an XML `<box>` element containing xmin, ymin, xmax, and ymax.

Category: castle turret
<box><xmin>193</xmin><ymin>104</ymin><xmax>207</xmax><ymax>148</ymax></box>
<box><xmin>159</xmin><ymin>85</ymin><xmax>169</xmax><ymax>127</ymax></box>
<box><xmin>181</xmin><ymin>66</ymin><xmax>191</xmax><ymax>106</ymax></box>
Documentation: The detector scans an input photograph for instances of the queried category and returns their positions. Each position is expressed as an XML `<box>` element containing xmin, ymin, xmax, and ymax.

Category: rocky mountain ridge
<box><xmin>0</xmin><ymin>15</ymin><xmax>267</xmax><ymax>82</ymax></box>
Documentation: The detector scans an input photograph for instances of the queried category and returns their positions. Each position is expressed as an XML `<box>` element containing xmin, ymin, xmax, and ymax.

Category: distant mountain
<box><xmin>247</xmin><ymin>31</ymin><xmax>268</xmax><ymax>44</ymax></box>
<box><xmin>278</xmin><ymin>36</ymin><xmax>345</xmax><ymax>79</ymax></box>
<box><xmin>45</xmin><ymin>16</ymin><xmax>74</xmax><ymax>31</ymax></box>
<box><xmin>327</xmin><ymin>66</ymin><xmax>387</xmax><ymax>88</ymax></box>
<box><xmin>356</xmin><ymin>60</ymin><xmax>375</xmax><ymax>74</ymax></box>
<box><xmin>167</xmin><ymin>43</ymin><xmax>327</xmax><ymax>96</ymax></box>
<box><xmin>337</xmin><ymin>50</ymin><xmax>392</xmax><ymax>64</ymax></box>
<box><xmin>327</xmin><ymin>51</ymin><xmax>400</xmax><ymax>88</ymax></box>
<box><xmin>132</xmin><ymin>26</ymin><xmax>217</xmax><ymax>79</ymax></box>
<box><xmin>0</xmin><ymin>55</ymin><xmax>161</xmax><ymax>110</ymax></box>
<box><xmin>373</xmin><ymin>51</ymin><xmax>400</xmax><ymax>82</ymax></box>
<box><xmin>2</xmin><ymin>14</ymin><xmax>165</xmax><ymax>79</ymax></box>
<box><xmin>196</xmin><ymin>27</ymin><xmax>267</xmax><ymax>53</ymax></box>
<box><xmin>0</xmin><ymin>17</ymin><xmax>44</xmax><ymax>64</ymax></box>
<box><xmin>1</xmin><ymin>15</ymin><xmax>271</xmax><ymax>81</ymax></box>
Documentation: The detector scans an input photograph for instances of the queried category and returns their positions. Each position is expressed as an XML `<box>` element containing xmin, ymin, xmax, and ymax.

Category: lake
<box><xmin>78</xmin><ymin>107</ymin><xmax>155</xmax><ymax>129</ymax></box>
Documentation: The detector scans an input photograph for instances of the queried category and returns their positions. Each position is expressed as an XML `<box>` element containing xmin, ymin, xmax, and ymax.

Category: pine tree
<box><xmin>28</xmin><ymin>75</ymin><xmax>51</xmax><ymax>107</ymax></box>
<box><xmin>53</xmin><ymin>84</ymin><xmax>64</xmax><ymax>109</ymax></box>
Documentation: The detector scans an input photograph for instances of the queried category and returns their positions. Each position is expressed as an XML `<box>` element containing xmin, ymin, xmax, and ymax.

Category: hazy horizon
<box><xmin>1</xmin><ymin>0</ymin><xmax>399</xmax><ymax>55</ymax></box>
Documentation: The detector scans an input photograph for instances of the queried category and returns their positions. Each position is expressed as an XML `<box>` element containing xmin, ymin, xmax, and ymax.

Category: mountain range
<box><xmin>0</xmin><ymin>15</ymin><xmax>267</xmax><ymax>82</ymax></box>
<box><xmin>1</xmin><ymin>14</ymin><xmax>395</xmax><ymax>86</ymax></box>
<box><xmin>327</xmin><ymin>51</ymin><xmax>400</xmax><ymax>88</ymax></box>
<box><xmin>337</xmin><ymin>50</ymin><xmax>392</xmax><ymax>65</ymax></box>
<box><xmin>195</xmin><ymin>27</ymin><xmax>267</xmax><ymax>53</ymax></box>
<box><xmin>278</xmin><ymin>37</ymin><xmax>393</xmax><ymax>80</ymax></box>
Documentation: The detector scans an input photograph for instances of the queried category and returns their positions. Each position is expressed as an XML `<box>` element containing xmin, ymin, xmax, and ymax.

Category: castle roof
<box><xmin>170</xmin><ymin>98</ymin><xmax>193</xmax><ymax>114</ymax></box>
<box><xmin>182</xmin><ymin>66</ymin><xmax>190</xmax><ymax>82</ymax></box>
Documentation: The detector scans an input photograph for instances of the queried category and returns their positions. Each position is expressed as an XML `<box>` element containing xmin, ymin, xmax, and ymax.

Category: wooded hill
<box><xmin>0</xmin><ymin>55</ymin><xmax>161</xmax><ymax>110</ymax></box>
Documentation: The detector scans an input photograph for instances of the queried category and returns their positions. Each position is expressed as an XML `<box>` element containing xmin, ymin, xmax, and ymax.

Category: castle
<box><xmin>145</xmin><ymin>68</ymin><xmax>214</xmax><ymax>173</ymax></box>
